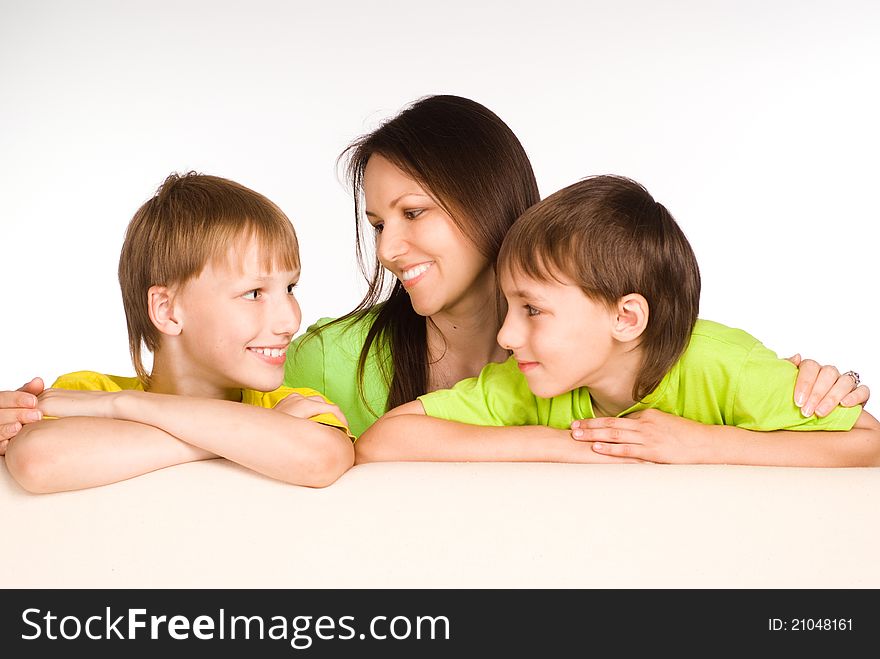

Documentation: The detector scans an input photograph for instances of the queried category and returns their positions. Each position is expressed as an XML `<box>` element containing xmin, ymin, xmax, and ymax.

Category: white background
<box><xmin>1</xmin><ymin>0</ymin><xmax>877</xmax><ymax>404</ymax></box>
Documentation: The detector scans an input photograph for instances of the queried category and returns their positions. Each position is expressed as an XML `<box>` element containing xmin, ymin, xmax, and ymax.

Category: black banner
<box><xmin>0</xmin><ymin>588</ymin><xmax>876</xmax><ymax>656</ymax></box>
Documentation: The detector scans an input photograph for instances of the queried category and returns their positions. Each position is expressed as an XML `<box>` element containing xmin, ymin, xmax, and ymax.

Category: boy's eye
<box><xmin>243</xmin><ymin>289</ymin><xmax>261</xmax><ymax>300</ymax></box>
<box><xmin>287</xmin><ymin>283</ymin><xmax>298</xmax><ymax>295</ymax></box>
<box><xmin>403</xmin><ymin>209</ymin><xmax>423</xmax><ymax>220</ymax></box>
<box><xmin>525</xmin><ymin>304</ymin><xmax>541</xmax><ymax>317</ymax></box>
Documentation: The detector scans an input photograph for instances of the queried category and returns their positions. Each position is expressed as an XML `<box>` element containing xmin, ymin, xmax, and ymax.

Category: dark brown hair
<box><xmin>302</xmin><ymin>95</ymin><xmax>540</xmax><ymax>413</ymax></box>
<box><xmin>497</xmin><ymin>175</ymin><xmax>701</xmax><ymax>400</ymax></box>
<box><xmin>119</xmin><ymin>172</ymin><xmax>300</xmax><ymax>386</ymax></box>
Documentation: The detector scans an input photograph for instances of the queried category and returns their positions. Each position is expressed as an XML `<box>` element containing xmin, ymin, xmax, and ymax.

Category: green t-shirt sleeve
<box><xmin>731</xmin><ymin>342</ymin><xmax>862</xmax><ymax>431</ymax></box>
<box><xmin>284</xmin><ymin>322</ymin><xmax>327</xmax><ymax>393</ymax></box>
<box><xmin>418</xmin><ymin>358</ymin><xmax>540</xmax><ymax>426</ymax></box>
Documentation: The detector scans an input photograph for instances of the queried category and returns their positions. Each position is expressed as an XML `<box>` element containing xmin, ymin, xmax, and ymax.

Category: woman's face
<box><xmin>363</xmin><ymin>154</ymin><xmax>495</xmax><ymax>318</ymax></box>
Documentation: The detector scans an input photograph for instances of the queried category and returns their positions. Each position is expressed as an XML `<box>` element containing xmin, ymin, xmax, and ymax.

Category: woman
<box><xmin>282</xmin><ymin>94</ymin><xmax>868</xmax><ymax>446</ymax></box>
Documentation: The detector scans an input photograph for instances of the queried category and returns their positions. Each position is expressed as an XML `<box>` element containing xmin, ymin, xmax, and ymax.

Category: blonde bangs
<box><xmin>206</xmin><ymin>219</ymin><xmax>301</xmax><ymax>277</ymax></box>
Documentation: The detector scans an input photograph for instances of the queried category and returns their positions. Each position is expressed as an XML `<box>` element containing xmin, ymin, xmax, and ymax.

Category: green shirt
<box><xmin>284</xmin><ymin>313</ymin><xmax>390</xmax><ymax>438</ymax></box>
<box><xmin>419</xmin><ymin>319</ymin><xmax>862</xmax><ymax>431</ymax></box>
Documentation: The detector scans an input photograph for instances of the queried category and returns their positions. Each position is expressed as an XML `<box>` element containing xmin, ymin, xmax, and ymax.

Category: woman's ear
<box><xmin>148</xmin><ymin>285</ymin><xmax>183</xmax><ymax>336</ymax></box>
<box><xmin>612</xmin><ymin>293</ymin><xmax>649</xmax><ymax>342</ymax></box>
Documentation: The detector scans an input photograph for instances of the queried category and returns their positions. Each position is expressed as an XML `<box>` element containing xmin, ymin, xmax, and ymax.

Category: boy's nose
<box><xmin>496</xmin><ymin>314</ymin><xmax>520</xmax><ymax>351</ymax></box>
<box><xmin>275</xmin><ymin>296</ymin><xmax>301</xmax><ymax>336</ymax></box>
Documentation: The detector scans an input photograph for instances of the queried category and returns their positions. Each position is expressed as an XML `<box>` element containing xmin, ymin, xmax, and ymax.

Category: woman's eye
<box><xmin>403</xmin><ymin>209</ymin><xmax>423</xmax><ymax>220</ymax></box>
<box><xmin>243</xmin><ymin>289</ymin><xmax>260</xmax><ymax>300</ymax></box>
<box><xmin>372</xmin><ymin>222</ymin><xmax>384</xmax><ymax>233</ymax></box>
<box><xmin>526</xmin><ymin>305</ymin><xmax>541</xmax><ymax>317</ymax></box>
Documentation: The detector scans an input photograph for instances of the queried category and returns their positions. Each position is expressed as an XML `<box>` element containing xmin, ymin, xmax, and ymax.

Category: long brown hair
<box><xmin>498</xmin><ymin>175</ymin><xmax>701</xmax><ymax>401</ymax></box>
<box><xmin>304</xmin><ymin>95</ymin><xmax>540</xmax><ymax>413</ymax></box>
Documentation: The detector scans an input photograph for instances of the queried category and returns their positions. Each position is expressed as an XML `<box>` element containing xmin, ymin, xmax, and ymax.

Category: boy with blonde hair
<box><xmin>357</xmin><ymin>175</ymin><xmax>879</xmax><ymax>466</ymax></box>
<box><xmin>6</xmin><ymin>172</ymin><xmax>354</xmax><ymax>492</ymax></box>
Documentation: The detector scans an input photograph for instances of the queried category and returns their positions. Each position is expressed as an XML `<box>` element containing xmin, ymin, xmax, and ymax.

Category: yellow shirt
<box><xmin>52</xmin><ymin>371</ymin><xmax>355</xmax><ymax>440</ymax></box>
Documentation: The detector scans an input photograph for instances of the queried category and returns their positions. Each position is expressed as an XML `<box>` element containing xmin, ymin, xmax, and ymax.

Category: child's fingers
<box><xmin>571</xmin><ymin>416</ymin><xmax>640</xmax><ymax>441</ymax></box>
<box><xmin>0</xmin><ymin>422</ymin><xmax>23</xmax><ymax>441</ymax></box>
<box><xmin>571</xmin><ymin>416</ymin><xmax>640</xmax><ymax>430</ymax></box>
<box><xmin>17</xmin><ymin>377</ymin><xmax>45</xmax><ymax>396</ymax></box>
<box><xmin>303</xmin><ymin>396</ymin><xmax>349</xmax><ymax>425</ymax></box>
<box><xmin>0</xmin><ymin>438</ymin><xmax>8</xmax><ymax>455</ymax></box>
<box><xmin>572</xmin><ymin>426</ymin><xmax>638</xmax><ymax>443</ymax></box>
<box><xmin>591</xmin><ymin>441</ymin><xmax>642</xmax><ymax>459</ymax></box>
<box><xmin>0</xmin><ymin>389</ymin><xmax>38</xmax><ymax>409</ymax></box>
<box><xmin>328</xmin><ymin>406</ymin><xmax>349</xmax><ymax>427</ymax></box>
<box><xmin>0</xmin><ymin>407</ymin><xmax>42</xmax><ymax>427</ymax></box>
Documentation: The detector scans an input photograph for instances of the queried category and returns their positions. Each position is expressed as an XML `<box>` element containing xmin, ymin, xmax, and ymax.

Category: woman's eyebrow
<box><xmin>366</xmin><ymin>192</ymin><xmax>431</xmax><ymax>218</ymax></box>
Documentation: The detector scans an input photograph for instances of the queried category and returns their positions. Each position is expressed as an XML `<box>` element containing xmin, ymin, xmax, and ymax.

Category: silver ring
<box><xmin>843</xmin><ymin>370</ymin><xmax>860</xmax><ymax>388</ymax></box>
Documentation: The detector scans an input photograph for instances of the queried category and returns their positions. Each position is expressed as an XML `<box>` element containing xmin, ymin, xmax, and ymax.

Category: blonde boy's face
<box><xmin>172</xmin><ymin>236</ymin><xmax>301</xmax><ymax>394</ymax></box>
<box><xmin>497</xmin><ymin>268</ymin><xmax>617</xmax><ymax>398</ymax></box>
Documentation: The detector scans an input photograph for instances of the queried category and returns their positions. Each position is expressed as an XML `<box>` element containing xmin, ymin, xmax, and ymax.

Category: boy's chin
<box><xmin>242</xmin><ymin>374</ymin><xmax>285</xmax><ymax>393</ymax></box>
<box><xmin>525</xmin><ymin>380</ymin><xmax>568</xmax><ymax>400</ymax></box>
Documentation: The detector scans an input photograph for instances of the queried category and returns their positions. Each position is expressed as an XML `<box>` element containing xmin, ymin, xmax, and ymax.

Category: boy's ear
<box><xmin>612</xmin><ymin>293</ymin><xmax>649</xmax><ymax>342</ymax></box>
<box><xmin>148</xmin><ymin>285</ymin><xmax>183</xmax><ymax>336</ymax></box>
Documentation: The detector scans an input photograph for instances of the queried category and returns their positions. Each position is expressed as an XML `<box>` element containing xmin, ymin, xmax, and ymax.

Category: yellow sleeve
<box><xmin>51</xmin><ymin>371</ymin><xmax>134</xmax><ymax>392</ymax></box>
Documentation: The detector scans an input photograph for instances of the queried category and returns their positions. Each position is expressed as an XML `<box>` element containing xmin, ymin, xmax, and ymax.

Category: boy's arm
<box><xmin>5</xmin><ymin>416</ymin><xmax>217</xmax><ymax>493</ymax></box>
<box><xmin>355</xmin><ymin>401</ymin><xmax>639</xmax><ymax>464</ymax></box>
<box><xmin>578</xmin><ymin>408</ymin><xmax>880</xmax><ymax>467</ymax></box>
<box><xmin>38</xmin><ymin>388</ymin><xmax>354</xmax><ymax>487</ymax></box>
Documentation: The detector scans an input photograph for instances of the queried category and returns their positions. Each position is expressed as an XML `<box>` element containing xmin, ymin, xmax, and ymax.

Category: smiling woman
<box><xmin>285</xmin><ymin>95</ymin><xmax>539</xmax><ymax>437</ymax></box>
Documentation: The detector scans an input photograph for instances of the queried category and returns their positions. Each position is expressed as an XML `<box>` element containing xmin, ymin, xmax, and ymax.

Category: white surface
<box><xmin>2</xmin><ymin>459</ymin><xmax>878</xmax><ymax>588</ymax></box>
<box><xmin>0</xmin><ymin>0</ymin><xmax>878</xmax><ymax>393</ymax></box>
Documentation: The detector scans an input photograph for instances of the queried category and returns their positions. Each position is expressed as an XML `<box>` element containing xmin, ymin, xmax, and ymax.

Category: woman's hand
<box><xmin>274</xmin><ymin>392</ymin><xmax>349</xmax><ymax>427</ymax></box>
<box><xmin>0</xmin><ymin>377</ymin><xmax>45</xmax><ymax>455</ymax></box>
<box><xmin>788</xmin><ymin>354</ymin><xmax>870</xmax><ymax>417</ymax></box>
<box><xmin>571</xmin><ymin>408</ymin><xmax>716</xmax><ymax>464</ymax></box>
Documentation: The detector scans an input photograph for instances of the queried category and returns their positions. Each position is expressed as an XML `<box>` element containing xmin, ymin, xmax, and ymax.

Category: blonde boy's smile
<box><xmin>247</xmin><ymin>345</ymin><xmax>290</xmax><ymax>365</ymax></box>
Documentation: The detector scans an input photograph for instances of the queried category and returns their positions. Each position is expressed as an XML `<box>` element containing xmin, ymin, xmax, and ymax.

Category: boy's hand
<box><xmin>571</xmin><ymin>409</ymin><xmax>710</xmax><ymax>463</ymax></box>
<box><xmin>274</xmin><ymin>392</ymin><xmax>349</xmax><ymax>427</ymax></box>
<box><xmin>0</xmin><ymin>377</ymin><xmax>46</xmax><ymax>453</ymax></box>
<box><xmin>37</xmin><ymin>388</ymin><xmax>119</xmax><ymax>420</ymax></box>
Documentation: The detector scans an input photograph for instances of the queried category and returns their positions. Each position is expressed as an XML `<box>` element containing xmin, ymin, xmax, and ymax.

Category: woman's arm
<box><xmin>37</xmin><ymin>388</ymin><xmax>354</xmax><ymax>487</ymax></box>
<box><xmin>5</xmin><ymin>416</ymin><xmax>217</xmax><ymax>493</ymax></box>
<box><xmin>355</xmin><ymin>401</ymin><xmax>639</xmax><ymax>464</ymax></box>
<box><xmin>577</xmin><ymin>408</ymin><xmax>880</xmax><ymax>467</ymax></box>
